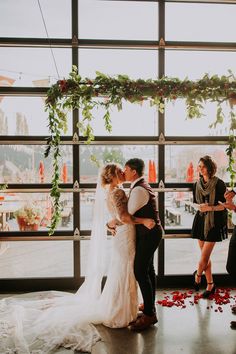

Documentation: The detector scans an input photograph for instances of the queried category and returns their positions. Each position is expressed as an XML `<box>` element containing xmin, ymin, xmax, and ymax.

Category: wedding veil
<box><xmin>75</xmin><ymin>169</ymin><xmax>109</xmax><ymax>300</ymax></box>
<box><xmin>0</xmin><ymin>170</ymin><xmax>108</xmax><ymax>353</ymax></box>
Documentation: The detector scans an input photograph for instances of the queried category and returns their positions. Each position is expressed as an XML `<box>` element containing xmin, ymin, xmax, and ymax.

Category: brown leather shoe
<box><xmin>128</xmin><ymin>313</ymin><xmax>143</xmax><ymax>326</ymax></box>
<box><xmin>130</xmin><ymin>313</ymin><xmax>158</xmax><ymax>331</ymax></box>
<box><xmin>232</xmin><ymin>305</ymin><xmax>236</xmax><ymax>314</ymax></box>
<box><xmin>138</xmin><ymin>303</ymin><xmax>156</xmax><ymax>314</ymax></box>
<box><xmin>230</xmin><ymin>321</ymin><xmax>236</xmax><ymax>329</ymax></box>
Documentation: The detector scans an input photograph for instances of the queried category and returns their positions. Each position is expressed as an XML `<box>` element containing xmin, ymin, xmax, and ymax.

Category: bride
<box><xmin>0</xmin><ymin>163</ymin><xmax>155</xmax><ymax>353</ymax></box>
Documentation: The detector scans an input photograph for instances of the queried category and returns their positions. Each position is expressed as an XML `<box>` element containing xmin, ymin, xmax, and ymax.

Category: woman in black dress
<box><xmin>191</xmin><ymin>155</ymin><xmax>227</xmax><ymax>297</ymax></box>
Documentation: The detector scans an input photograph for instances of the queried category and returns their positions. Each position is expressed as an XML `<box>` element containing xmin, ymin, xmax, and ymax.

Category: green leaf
<box><xmin>45</xmin><ymin>68</ymin><xmax>236</xmax><ymax>233</ymax></box>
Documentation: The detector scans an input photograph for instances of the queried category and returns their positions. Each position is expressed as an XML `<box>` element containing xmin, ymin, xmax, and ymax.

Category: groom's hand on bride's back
<box><xmin>144</xmin><ymin>219</ymin><xmax>156</xmax><ymax>230</ymax></box>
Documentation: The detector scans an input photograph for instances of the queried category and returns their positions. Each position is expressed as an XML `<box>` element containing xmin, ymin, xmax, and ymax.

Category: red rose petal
<box><xmin>156</xmin><ymin>288</ymin><xmax>236</xmax><ymax>310</ymax></box>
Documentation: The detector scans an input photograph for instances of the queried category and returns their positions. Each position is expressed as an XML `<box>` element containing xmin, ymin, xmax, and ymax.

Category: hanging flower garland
<box><xmin>45</xmin><ymin>66</ymin><xmax>236</xmax><ymax>235</ymax></box>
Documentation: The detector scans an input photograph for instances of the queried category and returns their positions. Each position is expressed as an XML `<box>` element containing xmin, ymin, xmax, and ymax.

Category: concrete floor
<box><xmin>1</xmin><ymin>289</ymin><xmax>235</xmax><ymax>354</ymax></box>
<box><xmin>91</xmin><ymin>289</ymin><xmax>236</xmax><ymax>354</ymax></box>
<box><xmin>0</xmin><ymin>241</ymin><xmax>234</xmax><ymax>354</ymax></box>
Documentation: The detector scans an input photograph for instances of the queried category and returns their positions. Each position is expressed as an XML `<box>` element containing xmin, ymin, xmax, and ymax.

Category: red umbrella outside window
<box><xmin>62</xmin><ymin>162</ymin><xmax>68</xmax><ymax>183</ymax></box>
<box><xmin>148</xmin><ymin>160</ymin><xmax>157</xmax><ymax>183</ymax></box>
<box><xmin>186</xmin><ymin>162</ymin><xmax>194</xmax><ymax>183</ymax></box>
<box><xmin>39</xmin><ymin>161</ymin><xmax>45</xmax><ymax>183</ymax></box>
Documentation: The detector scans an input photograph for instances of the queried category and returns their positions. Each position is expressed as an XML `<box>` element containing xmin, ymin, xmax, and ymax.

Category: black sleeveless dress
<box><xmin>191</xmin><ymin>178</ymin><xmax>228</xmax><ymax>242</ymax></box>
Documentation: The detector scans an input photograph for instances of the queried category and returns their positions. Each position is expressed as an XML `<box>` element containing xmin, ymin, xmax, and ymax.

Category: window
<box><xmin>0</xmin><ymin>241</ymin><xmax>74</xmax><ymax>278</ymax></box>
<box><xmin>166</xmin><ymin>3</ymin><xmax>236</xmax><ymax>42</ymax></box>
<box><xmin>0</xmin><ymin>145</ymin><xmax>73</xmax><ymax>183</ymax></box>
<box><xmin>165</xmin><ymin>146</ymin><xmax>229</xmax><ymax>183</ymax></box>
<box><xmin>0</xmin><ymin>48</ymin><xmax>72</xmax><ymax>87</ymax></box>
<box><xmin>79</xmin><ymin>145</ymin><xmax>158</xmax><ymax>184</ymax></box>
<box><xmin>0</xmin><ymin>0</ymin><xmax>71</xmax><ymax>38</ymax></box>
<box><xmin>0</xmin><ymin>0</ymin><xmax>233</xmax><ymax>290</ymax></box>
<box><xmin>79</xmin><ymin>0</ymin><xmax>158</xmax><ymax>40</ymax></box>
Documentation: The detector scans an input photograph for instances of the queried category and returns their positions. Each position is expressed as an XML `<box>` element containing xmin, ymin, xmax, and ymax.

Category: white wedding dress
<box><xmin>0</xmin><ymin>186</ymin><xmax>138</xmax><ymax>353</ymax></box>
<box><xmin>99</xmin><ymin>189</ymin><xmax>138</xmax><ymax>328</ymax></box>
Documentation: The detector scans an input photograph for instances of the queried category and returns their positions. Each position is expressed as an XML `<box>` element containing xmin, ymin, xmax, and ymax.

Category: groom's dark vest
<box><xmin>131</xmin><ymin>178</ymin><xmax>161</xmax><ymax>235</ymax></box>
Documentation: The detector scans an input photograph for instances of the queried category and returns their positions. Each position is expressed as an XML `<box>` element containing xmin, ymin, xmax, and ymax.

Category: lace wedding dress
<box><xmin>0</xmin><ymin>187</ymin><xmax>138</xmax><ymax>353</ymax></box>
<box><xmin>99</xmin><ymin>188</ymin><xmax>138</xmax><ymax>328</ymax></box>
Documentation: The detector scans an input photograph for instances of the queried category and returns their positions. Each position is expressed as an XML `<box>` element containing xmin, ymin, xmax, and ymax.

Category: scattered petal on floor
<box><xmin>157</xmin><ymin>288</ymin><xmax>236</xmax><ymax>312</ymax></box>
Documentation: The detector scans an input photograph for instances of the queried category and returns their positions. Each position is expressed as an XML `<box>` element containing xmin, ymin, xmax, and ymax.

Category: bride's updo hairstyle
<box><xmin>101</xmin><ymin>163</ymin><xmax>119</xmax><ymax>187</ymax></box>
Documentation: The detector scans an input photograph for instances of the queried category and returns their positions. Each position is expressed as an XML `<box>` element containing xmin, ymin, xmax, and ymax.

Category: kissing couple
<box><xmin>101</xmin><ymin>158</ymin><xmax>164</xmax><ymax>330</ymax></box>
<box><xmin>0</xmin><ymin>158</ymin><xmax>163</xmax><ymax>353</ymax></box>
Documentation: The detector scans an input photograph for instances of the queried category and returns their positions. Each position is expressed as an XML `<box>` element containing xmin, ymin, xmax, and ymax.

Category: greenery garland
<box><xmin>45</xmin><ymin>66</ymin><xmax>236</xmax><ymax>235</ymax></box>
<box><xmin>0</xmin><ymin>184</ymin><xmax>7</xmax><ymax>190</ymax></box>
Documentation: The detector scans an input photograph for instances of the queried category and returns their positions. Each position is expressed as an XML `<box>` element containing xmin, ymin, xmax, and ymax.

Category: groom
<box><xmin>124</xmin><ymin>158</ymin><xmax>163</xmax><ymax>331</ymax></box>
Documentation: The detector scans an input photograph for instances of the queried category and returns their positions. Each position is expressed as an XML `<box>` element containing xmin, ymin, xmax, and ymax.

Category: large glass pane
<box><xmin>0</xmin><ymin>145</ymin><xmax>72</xmax><ymax>184</ymax></box>
<box><xmin>79</xmin><ymin>48</ymin><xmax>158</xmax><ymax>136</ymax></box>
<box><xmin>0</xmin><ymin>0</ymin><xmax>71</xmax><ymax>38</ymax></box>
<box><xmin>0</xmin><ymin>48</ymin><xmax>71</xmax><ymax>87</ymax></box>
<box><xmin>80</xmin><ymin>145</ymin><xmax>158</xmax><ymax>183</ymax></box>
<box><xmin>79</xmin><ymin>0</ymin><xmax>158</xmax><ymax>40</ymax></box>
<box><xmin>165</xmin><ymin>100</ymin><xmax>231</xmax><ymax>137</ymax></box>
<box><xmin>165</xmin><ymin>145</ymin><xmax>230</xmax><ymax>183</ymax></box>
<box><xmin>0</xmin><ymin>241</ymin><xmax>73</xmax><ymax>278</ymax></box>
<box><xmin>166</xmin><ymin>50</ymin><xmax>236</xmax><ymax>81</ymax></box>
<box><xmin>79</xmin><ymin>49</ymin><xmax>158</xmax><ymax>79</ymax></box>
<box><xmin>80</xmin><ymin>239</ymin><xmax>111</xmax><ymax>277</ymax></box>
<box><xmin>81</xmin><ymin>101</ymin><xmax>158</xmax><ymax>136</ymax></box>
<box><xmin>166</xmin><ymin>3</ymin><xmax>236</xmax><ymax>42</ymax></box>
<box><xmin>80</xmin><ymin>191</ymin><xmax>109</xmax><ymax>230</ymax></box>
<box><xmin>0</xmin><ymin>192</ymin><xmax>73</xmax><ymax>232</ymax></box>
<box><xmin>165</xmin><ymin>191</ymin><xmax>194</xmax><ymax>230</ymax></box>
<box><xmin>80</xmin><ymin>239</ymin><xmax>158</xmax><ymax>276</ymax></box>
<box><xmin>0</xmin><ymin>97</ymin><xmax>72</xmax><ymax>136</ymax></box>
<box><xmin>165</xmin><ymin>238</ymin><xmax>229</xmax><ymax>275</ymax></box>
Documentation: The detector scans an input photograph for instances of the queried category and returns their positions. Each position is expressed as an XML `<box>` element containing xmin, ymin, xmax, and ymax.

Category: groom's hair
<box><xmin>125</xmin><ymin>158</ymin><xmax>145</xmax><ymax>177</ymax></box>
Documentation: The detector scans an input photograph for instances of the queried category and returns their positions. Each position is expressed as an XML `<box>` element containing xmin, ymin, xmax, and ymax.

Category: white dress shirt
<box><xmin>127</xmin><ymin>177</ymin><xmax>149</xmax><ymax>215</ymax></box>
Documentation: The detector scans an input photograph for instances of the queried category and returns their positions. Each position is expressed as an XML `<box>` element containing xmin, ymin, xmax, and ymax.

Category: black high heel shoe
<box><xmin>201</xmin><ymin>282</ymin><xmax>216</xmax><ymax>298</ymax></box>
<box><xmin>193</xmin><ymin>270</ymin><xmax>201</xmax><ymax>291</ymax></box>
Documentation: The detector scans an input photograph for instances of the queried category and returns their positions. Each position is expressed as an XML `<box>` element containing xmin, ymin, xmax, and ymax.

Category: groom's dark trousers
<box><xmin>226</xmin><ymin>225</ymin><xmax>236</xmax><ymax>282</ymax></box>
<box><xmin>132</xmin><ymin>178</ymin><xmax>163</xmax><ymax>317</ymax></box>
<box><xmin>134</xmin><ymin>225</ymin><xmax>162</xmax><ymax>316</ymax></box>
